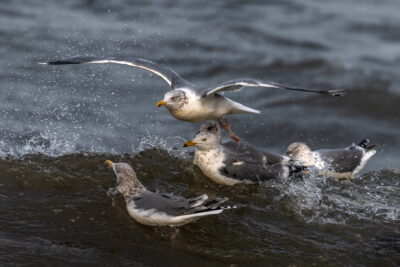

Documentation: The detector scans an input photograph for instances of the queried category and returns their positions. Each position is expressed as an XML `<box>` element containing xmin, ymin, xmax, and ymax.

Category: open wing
<box><xmin>201</xmin><ymin>78</ymin><xmax>345</xmax><ymax>98</ymax></box>
<box><xmin>41</xmin><ymin>56</ymin><xmax>190</xmax><ymax>89</ymax></box>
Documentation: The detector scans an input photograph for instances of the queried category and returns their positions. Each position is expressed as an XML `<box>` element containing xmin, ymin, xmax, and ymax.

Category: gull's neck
<box><xmin>195</xmin><ymin>143</ymin><xmax>221</xmax><ymax>153</ymax></box>
<box><xmin>293</xmin><ymin>150</ymin><xmax>315</xmax><ymax>166</ymax></box>
<box><xmin>194</xmin><ymin>144</ymin><xmax>223</xmax><ymax>164</ymax></box>
<box><xmin>118</xmin><ymin>180</ymin><xmax>145</xmax><ymax>202</ymax></box>
<box><xmin>116</xmin><ymin>170</ymin><xmax>146</xmax><ymax>201</ymax></box>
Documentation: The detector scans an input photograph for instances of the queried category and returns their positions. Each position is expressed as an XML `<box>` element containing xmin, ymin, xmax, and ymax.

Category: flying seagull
<box><xmin>183</xmin><ymin>121</ymin><xmax>303</xmax><ymax>186</ymax></box>
<box><xmin>105</xmin><ymin>160</ymin><xmax>235</xmax><ymax>226</ymax></box>
<box><xmin>42</xmin><ymin>56</ymin><xmax>345</xmax><ymax>142</ymax></box>
<box><xmin>285</xmin><ymin>139</ymin><xmax>379</xmax><ymax>179</ymax></box>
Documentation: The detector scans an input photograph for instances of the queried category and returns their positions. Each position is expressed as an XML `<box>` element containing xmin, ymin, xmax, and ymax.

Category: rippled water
<box><xmin>1</xmin><ymin>0</ymin><xmax>400</xmax><ymax>265</ymax></box>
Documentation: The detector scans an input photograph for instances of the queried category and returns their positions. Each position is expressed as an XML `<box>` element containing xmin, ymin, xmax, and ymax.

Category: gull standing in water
<box><xmin>285</xmin><ymin>139</ymin><xmax>379</xmax><ymax>179</ymax></box>
<box><xmin>105</xmin><ymin>160</ymin><xmax>235</xmax><ymax>226</ymax></box>
<box><xmin>42</xmin><ymin>56</ymin><xmax>345</xmax><ymax>142</ymax></box>
<box><xmin>183</xmin><ymin>121</ymin><xmax>303</xmax><ymax>186</ymax></box>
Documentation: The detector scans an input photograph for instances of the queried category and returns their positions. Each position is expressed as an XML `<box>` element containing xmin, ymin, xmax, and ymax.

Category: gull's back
<box><xmin>316</xmin><ymin>146</ymin><xmax>364</xmax><ymax>173</ymax></box>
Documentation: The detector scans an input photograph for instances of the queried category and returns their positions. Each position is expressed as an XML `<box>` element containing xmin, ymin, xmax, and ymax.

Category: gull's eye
<box><xmin>201</xmin><ymin>138</ymin><xmax>207</xmax><ymax>142</ymax></box>
<box><xmin>170</xmin><ymin>96</ymin><xmax>178</xmax><ymax>101</ymax></box>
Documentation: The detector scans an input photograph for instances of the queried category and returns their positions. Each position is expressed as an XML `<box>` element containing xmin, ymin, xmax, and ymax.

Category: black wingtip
<box><xmin>357</xmin><ymin>139</ymin><xmax>384</xmax><ymax>151</ymax></box>
<box><xmin>39</xmin><ymin>56</ymin><xmax>102</xmax><ymax>65</ymax></box>
<box><xmin>276</xmin><ymin>82</ymin><xmax>346</xmax><ymax>97</ymax></box>
<box><xmin>358</xmin><ymin>139</ymin><xmax>370</xmax><ymax>149</ymax></box>
<box><xmin>42</xmin><ymin>60</ymin><xmax>85</xmax><ymax>65</ymax></box>
<box><xmin>328</xmin><ymin>89</ymin><xmax>346</xmax><ymax>97</ymax></box>
<box><xmin>367</xmin><ymin>143</ymin><xmax>384</xmax><ymax>151</ymax></box>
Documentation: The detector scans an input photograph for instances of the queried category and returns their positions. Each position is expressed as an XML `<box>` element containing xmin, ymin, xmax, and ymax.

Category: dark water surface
<box><xmin>1</xmin><ymin>0</ymin><xmax>400</xmax><ymax>265</ymax></box>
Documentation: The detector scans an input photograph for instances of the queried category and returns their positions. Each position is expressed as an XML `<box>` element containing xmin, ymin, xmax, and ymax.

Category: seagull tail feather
<box><xmin>196</xmin><ymin>197</ymin><xmax>237</xmax><ymax>213</ymax></box>
<box><xmin>228</xmin><ymin>100</ymin><xmax>260</xmax><ymax>115</ymax></box>
<box><xmin>182</xmin><ymin>197</ymin><xmax>237</xmax><ymax>216</ymax></box>
<box><xmin>170</xmin><ymin>198</ymin><xmax>237</xmax><ymax>224</ymax></box>
<box><xmin>358</xmin><ymin>139</ymin><xmax>370</xmax><ymax>149</ymax></box>
<box><xmin>366</xmin><ymin>144</ymin><xmax>383</xmax><ymax>152</ymax></box>
<box><xmin>358</xmin><ymin>139</ymin><xmax>383</xmax><ymax>151</ymax></box>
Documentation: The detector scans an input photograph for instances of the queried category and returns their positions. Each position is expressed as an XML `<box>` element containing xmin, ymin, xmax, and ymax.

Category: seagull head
<box><xmin>183</xmin><ymin>121</ymin><xmax>221</xmax><ymax>151</ymax></box>
<box><xmin>285</xmin><ymin>142</ymin><xmax>313</xmax><ymax>166</ymax></box>
<box><xmin>157</xmin><ymin>90</ymin><xmax>188</xmax><ymax>111</ymax></box>
<box><xmin>105</xmin><ymin>160</ymin><xmax>143</xmax><ymax>199</ymax></box>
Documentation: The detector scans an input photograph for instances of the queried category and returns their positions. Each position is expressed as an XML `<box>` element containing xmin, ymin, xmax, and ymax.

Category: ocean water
<box><xmin>1</xmin><ymin>0</ymin><xmax>399</xmax><ymax>265</ymax></box>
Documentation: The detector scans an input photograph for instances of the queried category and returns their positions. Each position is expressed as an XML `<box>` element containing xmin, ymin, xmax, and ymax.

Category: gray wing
<box><xmin>132</xmin><ymin>191</ymin><xmax>227</xmax><ymax>216</ymax></box>
<box><xmin>220</xmin><ymin>142</ymin><xmax>288</xmax><ymax>182</ymax></box>
<box><xmin>223</xmin><ymin>141</ymin><xmax>287</xmax><ymax>165</ymax></box>
<box><xmin>41</xmin><ymin>56</ymin><xmax>191</xmax><ymax>89</ymax></box>
<box><xmin>220</xmin><ymin>161</ymin><xmax>287</xmax><ymax>182</ymax></box>
<box><xmin>201</xmin><ymin>78</ymin><xmax>345</xmax><ymax>98</ymax></box>
<box><xmin>316</xmin><ymin>146</ymin><xmax>364</xmax><ymax>172</ymax></box>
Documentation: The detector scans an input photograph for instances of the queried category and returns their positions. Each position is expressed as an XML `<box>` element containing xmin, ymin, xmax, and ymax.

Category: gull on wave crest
<box><xmin>183</xmin><ymin>121</ymin><xmax>304</xmax><ymax>186</ymax></box>
<box><xmin>285</xmin><ymin>139</ymin><xmax>379</xmax><ymax>179</ymax></box>
<box><xmin>105</xmin><ymin>160</ymin><xmax>235</xmax><ymax>226</ymax></box>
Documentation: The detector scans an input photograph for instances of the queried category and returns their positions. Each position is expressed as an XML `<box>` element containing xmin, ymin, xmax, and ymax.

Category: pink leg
<box><xmin>217</xmin><ymin>117</ymin><xmax>240</xmax><ymax>143</ymax></box>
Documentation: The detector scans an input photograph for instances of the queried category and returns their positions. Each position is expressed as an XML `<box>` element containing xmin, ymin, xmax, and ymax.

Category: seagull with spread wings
<box><xmin>42</xmin><ymin>56</ymin><xmax>345</xmax><ymax>142</ymax></box>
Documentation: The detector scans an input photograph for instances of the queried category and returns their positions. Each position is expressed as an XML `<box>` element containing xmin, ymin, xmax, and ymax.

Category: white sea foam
<box><xmin>268</xmin><ymin>170</ymin><xmax>400</xmax><ymax>224</ymax></box>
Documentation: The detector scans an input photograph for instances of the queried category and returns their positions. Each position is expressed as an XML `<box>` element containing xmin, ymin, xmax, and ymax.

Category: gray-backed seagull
<box><xmin>285</xmin><ymin>139</ymin><xmax>379</xmax><ymax>179</ymax></box>
<box><xmin>42</xmin><ymin>56</ymin><xmax>345</xmax><ymax>142</ymax></box>
<box><xmin>105</xmin><ymin>160</ymin><xmax>235</xmax><ymax>226</ymax></box>
<box><xmin>183</xmin><ymin>121</ymin><xmax>303</xmax><ymax>186</ymax></box>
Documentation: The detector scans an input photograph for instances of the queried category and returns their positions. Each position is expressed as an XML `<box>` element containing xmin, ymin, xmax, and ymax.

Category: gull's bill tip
<box><xmin>157</xmin><ymin>100</ymin><xmax>167</xmax><ymax>107</ymax></box>
<box><xmin>105</xmin><ymin>160</ymin><xmax>114</xmax><ymax>167</ymax></box>
<box><xmin>183</xmin><ymin>140</ymin><xmax>197</xmax><ymax>147</ymax></box>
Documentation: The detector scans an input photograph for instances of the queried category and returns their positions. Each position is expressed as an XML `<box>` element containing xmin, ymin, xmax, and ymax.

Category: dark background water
<box><xmin>1</xmin><ymin>0</ymin><xmax>399</xmax><ymax>266</ymax></box>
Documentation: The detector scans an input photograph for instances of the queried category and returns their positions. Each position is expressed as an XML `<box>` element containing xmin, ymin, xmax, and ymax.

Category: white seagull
<box><xmin>42</xmin><ymin>56</ymin><xmax>345</xmax><ymax>142</ymax></box>
<box><xmin>105</xmin><ymin>160</ymin><xmax>235</xmax><ymax>227</ymax></box>
<box><xmin>285</xmin><ymin>139</ymin><xmax>379</xmax><ymax>179</ymax></box>
<box><xmin>183</xmin><ymin>121</ymin><xmax>303</xmax><ymax>186</ymax></box>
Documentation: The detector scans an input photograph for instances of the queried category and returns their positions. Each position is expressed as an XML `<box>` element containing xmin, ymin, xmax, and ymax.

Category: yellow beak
<box><xmin>183</xmin><ymin>140</ymin><xmax>197</xmax><ymax>147</ymax></box>
<box><xmin>157</xmin><ymin>100</ymin><xmax>167</xmax><ymax>107</ymax></box>
<box><xmin>105</xmin><ymin>160</ymin><xmax>114</xmax><ymax>167</ymax></box>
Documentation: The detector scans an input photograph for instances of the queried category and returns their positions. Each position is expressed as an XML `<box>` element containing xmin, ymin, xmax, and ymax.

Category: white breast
<box><xmin>352</xmin><ymin>149</ymin><xmax>376</xmax><ymax>175</ymax></box>
<box><xmin>126</xmin><ymin>202</ymin><xmax>198</xmax><ymax>227</ymax></box>
<box><xmin>169</xmin><ymin>90</ymin><xmax>232</xmax><ymax>122</ymax></box>
<box><xmin>126</xmin><ymin>202</ymin><xmax>173</xmax><ymax>226</ymax></box>
<box><xmin>193</xmin><ymin>148</ymin><xmax>240</xmax><ymax>186</ymax></box>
